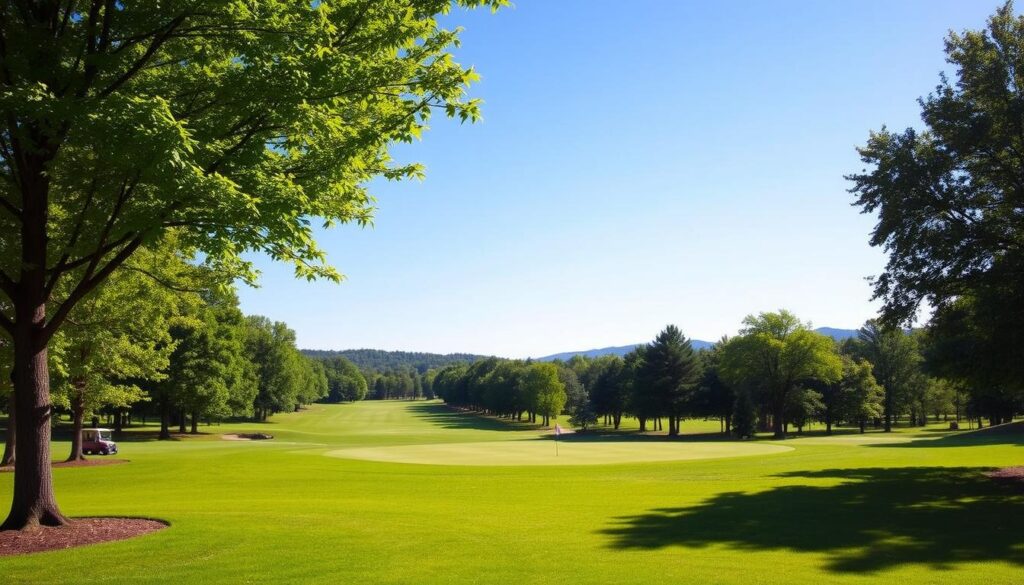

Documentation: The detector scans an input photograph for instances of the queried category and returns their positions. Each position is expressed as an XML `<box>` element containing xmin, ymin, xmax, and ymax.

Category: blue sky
<box><xmin>238</xmin><ymin>1</ymin><xmax>1000</xmax><ymax>358</ymax></box>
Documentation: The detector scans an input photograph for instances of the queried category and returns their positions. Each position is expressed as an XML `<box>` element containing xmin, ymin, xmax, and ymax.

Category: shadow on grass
<box><xmin>407</xmin><ymin>402</ymin><xmax>536</xmax><ymax>433</ymax></box>
<box><xmin>601</xmin><ymin>466</ymin><xmax>1024</xmax><ymax>573</ymax></box>
<box><xmin>868</xmin><ymin>422</ymin><xmax>1024</xmax><ymax>449</ymax></box>
<box><xmin>558</xmin><ymin>430</ymin><xmax>736</xmax><ymax>443</ymax></box>
<box><xmin>408</xmin><ymin>406</ymin><xmax>748</xmax><ymax>443</ymax></box>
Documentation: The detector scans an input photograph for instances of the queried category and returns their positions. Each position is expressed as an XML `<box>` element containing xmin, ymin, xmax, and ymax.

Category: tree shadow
<box><xmin>407</xmin><ymin>403</ymin><xmax>538</xmax><ymax>433</ymax></box>
<box><xmin>559</xmin><ymin>430</ymin><xmax>736</xmax><ymax>443</ymax></box>
<box><xmin>869</xmin><ymin>423</ymin><xmax>1024</xmax><ymax>448</ymax></box>
<box><xmin>601</xmin><ymin>466</ymin><xmax>1024</xmax><ymax>573</ymax></box>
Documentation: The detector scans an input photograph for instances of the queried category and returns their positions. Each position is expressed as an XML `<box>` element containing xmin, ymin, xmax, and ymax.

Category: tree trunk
<box><xmin>883</xmin><ymin>388</ymin><xmax>893</xmax><ymax>432</ymax></box>
<box><xmin>190</xmin><ymin>410</ymin><xmax>198</xmax><ymax>434</ymax></box>
<box><xmin>3</xmin><ymin>307</ymin><xmax>68</xmax><ymax>529</ymax></box>
<box><xmin>772</xmin><ymin>397</ymin><xmax>786</xmax><ymax>439</ymax></box>
<box><xmin>613</xmin><ymin>413</ymin><xmax>621</xmax><ymax>429</ymax></box>
<box><xmin>177</xmin><ymin>410</ymin><xmax>186</xmax><ymax>434</ymax></box>
<box><xmin>2</xmin><ymin>392</ymin><xmax>15</xmax><ymax>467</ymax></box>
<box><xmin>159</xmin><ymin>397</ymin><xmax>171</xmax><ymax>440</ymax></box>
<box><xmin>859</xmin><ymin>419</ymin><xmax>866</xmax><ymax>434</ymax></box>
<box><xmin>67</xmin><ymin>386</ymin><xmax>86</xmax><ymax>462</ymax></box>
<box><xmin>113</xmin><ymin>409</ymin><xmax>123</xmax><ymax>434</ymax></box>
<box><xmin>639</xmin><ymin>417</ymin><xmax>647</xmax><ymax>432</ymax></box>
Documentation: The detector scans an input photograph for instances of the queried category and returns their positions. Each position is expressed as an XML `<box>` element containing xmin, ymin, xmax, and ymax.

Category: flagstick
<box><xmin>555</xmin><ymin>431</ymin><xmax>558</xmax><ymax>457</ymax></box>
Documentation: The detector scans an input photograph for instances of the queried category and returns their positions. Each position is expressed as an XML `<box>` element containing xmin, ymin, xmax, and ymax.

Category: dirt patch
<box><xmin>0</xmin><ymin>517</ymin><xmax>167</xmax><ymax>556</ymax></box>
<box><xmin>986</xmin><ymin>466</ymin><xmax>1024</xmax><ymax>488</ymax></box>
<box><xmin>221</xmin><ymin>433</ymin><xmax>273</xmax><ymax>441</ymax></box>
<box><xmin>0</xmin><ymin>458</ymin><xmax>128</xmax><ymax>473</ymax></box>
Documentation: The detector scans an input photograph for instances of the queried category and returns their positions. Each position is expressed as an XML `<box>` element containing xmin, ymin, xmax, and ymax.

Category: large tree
<box><xmin>720</xmin><ymin>311</ymin><xmax>842</xmax><ymax>439</ymax></box>
<box><xmin>853</xmin><ymin>320</ymin><xmax>922</xmax><ymax>432</ymax></box>
<box><xmin>0</xmin><ymin>0</ymin><xmax>503</xmax><ymax>529</ymax></box>
<box><xmin>51</xmin><ymin>249</ymin><xmax>184</xmax><ymax>459</ymax></box>
<box><xmin>521</xmin><ymin>363</ymin><xmax>565</xmax><ymax>427</ymax></box>
<box><xmin>635</xmin><ymin>325</ymin><xmax>701</xmax><ymax>436</ymax></box>
<box><xmin>847</xmin><ymin>3</ymin><xmax>1024</xmax><ymax>411</ymax></box>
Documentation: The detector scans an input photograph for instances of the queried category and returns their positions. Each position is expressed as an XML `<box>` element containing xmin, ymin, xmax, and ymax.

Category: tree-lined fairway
<box><xmin>1</xmin><ymin>400</ymin><xmax>1021</xmax><ymax>584</ymax></box>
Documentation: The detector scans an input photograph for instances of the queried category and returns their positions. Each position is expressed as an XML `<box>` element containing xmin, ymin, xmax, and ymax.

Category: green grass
<box><xmin>1</xmin><ymin>400</ymin><xmax>1022</xmax><ymax>584</ymax></box>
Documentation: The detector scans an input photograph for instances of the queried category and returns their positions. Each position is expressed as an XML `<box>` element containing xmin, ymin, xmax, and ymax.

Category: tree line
<box><xmin>432</xmin><ymin>312</ymin><xmax>1014</xmax><ymax>440</ymax></box>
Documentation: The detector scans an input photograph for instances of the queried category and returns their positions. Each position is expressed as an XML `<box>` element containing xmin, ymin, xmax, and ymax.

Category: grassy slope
<box><xmin>0</xmin><ymin>401</ymin><xmax>1021</xmax><ymax>584</ymax></box>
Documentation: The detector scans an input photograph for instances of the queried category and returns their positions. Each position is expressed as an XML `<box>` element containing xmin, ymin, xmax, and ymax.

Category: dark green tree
<box><xmin>853</xmin><ymin>320</ymin><xmax>922</xmax><ymax>431</ymax></box>
<box><xmin>636</xmin><ymin>325</ymin><xmax>701</xmax><ymax>436</ymax></box>
<box><xmin>847</xmin><ymin>3</ymin><xmax>1024</xmax><ymax>421</ymax></box>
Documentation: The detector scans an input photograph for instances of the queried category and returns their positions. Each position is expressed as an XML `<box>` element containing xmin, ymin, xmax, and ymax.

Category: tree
<box><xmin>853</xmin><ymin>320</ymin><xmax>921</xmax><ymax>431</ymax></box>
<box><xmin>847</xmin><ymin>3</ymin><xmax>1024</xmax><ymax>418</ymax></box>
<box><xmin>732</xmin><ymin>387</ymin><xmax>758</xmax><ymax>439</ymax></box>
<box><xmin>0</xmin><ymin>0</ymin><xmax>504</xmax><ymax>529</ymax></box>
<box><xmin>568</xmin><ymin>395</ymin><xmax>598</xmax><ymax>431</ymax></box>
<box><xmin>1</xmin><ymin>337</ymin><xmax>12</xmax><ymax>466</ymax></box>
<box><xmin>785</xmin><ymin>387</ymin><xmax>823</xmax><ymax>435</ymax></box>
<box><xmin>814</xmin><ymin>355</ymin><xmax>884</xmax><ymax>434</ymax></box>
<box><xmin>690</xmin><ymin>340</ymin><xmax>735</xmax><ymax>434</ymax></box>
<box><xmin>720</xmin><ymin>311</ymin><xmax>842</xmax><ymax>439</ymax></box>
<box><xmin>51</xmin><ymin>251</ymin><xmax>184</xmax><ymax>458</ymax></box>
<box><xmin>558</xmin><ymin>367</ymin><xmax>587</xmax><ymax>417</ymax></box>
<box><xmin>323</xmin><ymin>357</ymin><xmax>368</xmax><ymax>403</ymax></box>
<box><xmin>521</xmin><ymin>363</ymin><xmax>565</xmax><ymax>427</ymax></box>
<box><xmin>923</xmin><ymin>295</ymin><xmax>1023</xmax><ymax>425</ymax></box>
<box><xmin>635</xmin><ymin>325</ymin><xmax>701</xmax><ymax>436</ymax></box>
<box><xmin>589</xmin><ymin>356</ymin><xmax>630</xmax><ymax>429</ymax></box>
<box><xmin>245</xmin><ymin>317</ymin><xmax>306</xmax><ymax>421</ymax></box>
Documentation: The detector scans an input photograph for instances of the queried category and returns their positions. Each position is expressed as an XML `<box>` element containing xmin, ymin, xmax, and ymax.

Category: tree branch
<box><xmin>98</xmin><ymin>12</ymin><xmax>189</xmax><ymax>98</ymax></box>
<box><xmin>43</xmin><ymin>235</ymin><xmax>144</xmax><ymax>342</ymax></box>
<box><xmin>121</xmin><ymin>265</ymin><xmax>206</xmax><ymax>294</ymax></box>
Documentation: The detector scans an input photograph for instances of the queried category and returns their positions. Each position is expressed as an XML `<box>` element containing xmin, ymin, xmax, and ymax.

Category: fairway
<box><xmin>328</xmin><ymin>439</ymin><xmax>792</xmax><ymax>466</ymax></box>
<box><xmin>2</xmin><ymin>400</ymin><xmax>1023</xmax><ymax>585</ymax></box>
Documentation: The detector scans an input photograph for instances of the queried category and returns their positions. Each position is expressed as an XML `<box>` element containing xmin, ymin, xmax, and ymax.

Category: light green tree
<box><xmin>51</xmin><ymin>244</ymin><xmax>197</xmax><ymax>460</ymax></box>
<box><xmin>521</xmin><ymin>363</ymin><xmax>566</xmax><ymax>427</ymax></box>
<box><xmin>0</xmin><ymin>0</ymin><xmax>504</xmax><ymax>529</ymax></box>
<box><xmin>720</xmin><ymin>311</ymin><xmax>842</xmax><ymax>439</ymax></box>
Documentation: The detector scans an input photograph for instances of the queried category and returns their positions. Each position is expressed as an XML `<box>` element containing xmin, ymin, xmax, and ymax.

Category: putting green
<box><xmin>326</xmin><ymin>439</ymin><xmax>793</xmax><ymax>466</ymax></box>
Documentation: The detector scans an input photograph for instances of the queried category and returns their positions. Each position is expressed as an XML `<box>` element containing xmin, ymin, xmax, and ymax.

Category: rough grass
<box><xmin>0</xmin><ymin>401</ymin><xmax>1021</xmax><ymax>584</ymax></box>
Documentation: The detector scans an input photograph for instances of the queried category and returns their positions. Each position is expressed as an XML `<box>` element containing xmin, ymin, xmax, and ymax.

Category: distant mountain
<box><xmin>301</xmin><ymin>348</ymin><xmax>490</xmax><ymax>373</ymax></box>
<box><xmin>813</xmin><ymin>327</ymin><xmax>860</xmax><ymax>341</ymax></box>
<box><xmin>537</xmin><ymin>339</ymin><xmax>714</xmax><ymax>362</ymax></box>
<box><xmin>536</xmin><ymin>327</ymin><xmax>862</xmax><ymax>362</ymax></box>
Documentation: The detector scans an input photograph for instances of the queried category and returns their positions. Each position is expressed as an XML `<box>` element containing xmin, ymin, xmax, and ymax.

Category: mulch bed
<box><xmin>0</xmin><ymin>458</ymin><xmax>128</xmax><ymax>473</ymax></box>
<box><xmin>986</xmin><ymin>466</ymin><xmax>1024</xmax><ymax>486</ymax></box>
<box><xmin>0</xmin><ymin>517</ymin><xmax>167</xmax><ymax>556</ymax></box>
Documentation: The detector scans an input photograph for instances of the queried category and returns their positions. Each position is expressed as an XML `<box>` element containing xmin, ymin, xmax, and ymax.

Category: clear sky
<box><xmin>237</xmin><ymin>1</ymin><xmax>1000</xmax><ymax>358</ymax></box>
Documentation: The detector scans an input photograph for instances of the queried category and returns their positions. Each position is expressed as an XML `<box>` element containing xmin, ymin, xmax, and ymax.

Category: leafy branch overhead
<box><xmin>0</xmin><ymin>0</ymin><xmax>507</xmax><ymax>338</ymax></box>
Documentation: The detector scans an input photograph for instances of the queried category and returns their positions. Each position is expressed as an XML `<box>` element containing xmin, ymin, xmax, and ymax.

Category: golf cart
<box><xmin>82</xmin><ymin>428</ymin><xmax>118</xmax><ymax>455</ymax></box>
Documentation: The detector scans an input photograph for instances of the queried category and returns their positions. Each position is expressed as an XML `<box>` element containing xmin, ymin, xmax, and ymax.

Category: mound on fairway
<box><xmin>327</xmin><ymin>439</ymin><xmax>792</xmax><ymax>466</ymax></box>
